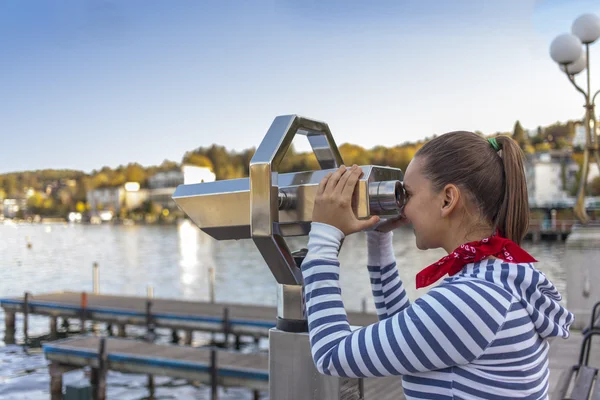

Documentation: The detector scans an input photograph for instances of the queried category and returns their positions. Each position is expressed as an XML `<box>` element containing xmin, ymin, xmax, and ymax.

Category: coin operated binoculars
<box><xmin>173</xmin><ymin>115</ymin><xmax>405</xmax><ymax>399</ymax></box>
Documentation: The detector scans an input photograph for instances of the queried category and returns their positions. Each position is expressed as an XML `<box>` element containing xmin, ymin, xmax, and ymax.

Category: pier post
<box><xmin>4</xmin><ymin>311</ymin><xmax>15</xmax><ymax>344</ymax></box>
<box><xmin>147</xmin><ymin>374</ymin><xmax>155</xmax><ymax>399</ymax></box>
<box><xmin>184</xmin><ymin>330</ymin><xmax>193</xmax><ymax>346</ymax></box>
<box><xmin>50</xmin><ymin>316</ymin><xmax>58</xmax><ymax>340</ymax></box>
<box><xmin>49</xmin><ymin>363</ymin><xmax>63</xmax><ymax>400</ymax></box>
<box><xmin>93</xmin><ymin>262</ymin><xmax>99</xmax><ymax>294</ymax></box>
<box><xmin>210</xmin><ymin>348</ymin><xmax>218</xmax><ymax>400</ymax></box>
<box><xmin>92</xmin><ymin>338</ymin><xmax>107</xmax><ymax>400</ymax></box>
<box><xmin>80</xmin><ymin>292</ymin><xmax>87</xmax><ymax>333</ymax></box>
<box><xmin>222</xmin><ymin>307</ymin><xmax>231</xmax><ymax>348</ymax></box>
<box><xmin>92</xmin><ymin>264</ymin><xmax>100</xmax><ymax>333</ymax></box>
<box><xmin>23</xmin><ymin>292</ymin><xmax>30</xmax><ymax>346</ymax></box>
<box><xmin>145</xmin><ymin>300</ymin><xmax>155</xmax><ymax>338</ymax></box>
<box><xmin>117</xmin><ymin>324</ymin><xmax>126</xmax><ymax>337</ymax></box>
<box><xmin>146</xmin><ymin>286</ymin><xmax>155</xmax><ymax>399</ymax></box>
<box><xmin>171</xmin><ymin>329</ymin><xmax>180</xmax><ymax>344</ymax></box>
<box><xmin>209</xmin><ymin>267</ymin><xmax>215</xmax><ymax>304</ymax></box>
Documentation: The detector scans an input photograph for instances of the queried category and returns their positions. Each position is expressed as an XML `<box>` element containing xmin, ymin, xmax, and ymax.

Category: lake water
<box><xmin>0</xmin><ymin>221</ymin><xmax>568</xmax><ymax>399</ymax></box>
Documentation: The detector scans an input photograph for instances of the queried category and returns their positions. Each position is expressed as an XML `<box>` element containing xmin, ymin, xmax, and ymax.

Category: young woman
<box><xmin>301</xmin><ymin>132</ymin><xmax>573</xmax><ymax>399</ymax></box>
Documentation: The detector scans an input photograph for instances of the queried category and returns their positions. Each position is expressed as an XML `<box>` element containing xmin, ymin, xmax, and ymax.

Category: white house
<box><xmin>525</xmin><ymin>150</ymin><xmax>599</xmax><ymax>207</ymax></box>
<box><xmin>573</xmin><ymin>123</ymin><xmax>600</xmax><ymax>149</ymax></box>
<box><xmin>87</xmin><ymin>165</ymin><xmax>217</xmax><ymax>214</ymax></box>
<box><xmin>147</xmin><ymin>165</ymin><xmax>216</xmax><ymax>209</ymax></box>
<box><xmin>87</xmin><ymin>184</ymin><xmax>148</xmax><ymax>216</ymax></box>
<box><xmin>2</xmin><ymin>198</ymin><xmax>26</xmax><ymax>218</ymax></box>
<box><xmin>182</xmin><ymin>165</ymin><xmax>216</xmax><ymax>184</ymax></box>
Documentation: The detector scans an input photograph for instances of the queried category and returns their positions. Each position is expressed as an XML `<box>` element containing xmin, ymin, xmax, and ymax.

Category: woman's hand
<box><xmin>312</xmin><ymin>165</ymin><xmax>381</xmax><ymax>236</ymax></box>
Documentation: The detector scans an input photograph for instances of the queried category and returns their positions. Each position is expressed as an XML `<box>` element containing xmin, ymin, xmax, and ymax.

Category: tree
<box><xmin>512</xmin><ymin>121</ymin><xmax>528</xmax><ymax>149</ymax></box>
<box><xmin>3</xmin><ymin>175</ymin><xmax>18</xmax><ymax>197</ymax></box>
<box><xmin>159</xmin><ymin>159</ymin><xmax>179</xmax><ymax>171</ymax></box>
<box><xmin>125</xmin><ymin>163</ymin><xmax>146</xmax><ymax>184</ymax></box>
<box><xmin>370</xmin><ymin>145</ymin><xmax>388</xmax><ymax>166</ymax></box>
<box><xmin>27</xmin><ymin>192</ymin><xmax>44</xmax><ymax>210</ymax></box>
<box><xmin>183</xmin><ymin>153</ymin><xmax>214</xmax><ymax>170</ymax></box>
<box><xmin>91</xmin><ymin>172</ymin><xmax>110</xmax><ymax>189</ymax></box>
<box><xmin>535</xmin><ymin>142</ymin><xmax>552</xmax><ymax>152</ymax></box>
<box><xmin>384</xmin><ymin>146</ymin><xmax>416</xmax><ymax>172</ymax></box>
<box><xmin>339</xmin><ymin>143</ymin><xmax>371</xmax><ymax>166</ymax></box>
<box><xmin>110</xmin><ymin>172</ymin><xmax>127</xmax><ymax>187</ymax></box>
<box><xmin>206</xmin><ymin>145</ymin><xmax>232</xmax><ymax>180</ymax></box>
<box><xmin>555</xmin><ymin>137</ymin><xmax>570</xmax><ymax>150</ymax></box>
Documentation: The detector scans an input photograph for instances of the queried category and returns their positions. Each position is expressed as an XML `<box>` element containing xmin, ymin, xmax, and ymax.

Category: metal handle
<box><xmin>250</xmin><ymin>115</ymin><xmax>344</xmax><ymax>285</ymax></box>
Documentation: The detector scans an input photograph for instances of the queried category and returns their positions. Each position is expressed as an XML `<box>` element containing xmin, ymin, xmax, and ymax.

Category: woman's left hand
<box><xmin>312</xmin><ymin>164</ymin><xmax>381</xmax><ymax>236</ymax></box>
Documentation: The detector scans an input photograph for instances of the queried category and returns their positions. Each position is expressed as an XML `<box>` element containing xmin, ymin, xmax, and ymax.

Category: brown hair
<box><xmin>414</xmin><ymin>132</ymin><xmax>529</xmax><ymax>244</ymax></box>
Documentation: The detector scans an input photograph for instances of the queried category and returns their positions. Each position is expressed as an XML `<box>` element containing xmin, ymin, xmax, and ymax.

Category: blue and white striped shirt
<box><xmin>301</xmin><ymin>223</ymin><xmax>574</xmax><ymax>399</ymax></box>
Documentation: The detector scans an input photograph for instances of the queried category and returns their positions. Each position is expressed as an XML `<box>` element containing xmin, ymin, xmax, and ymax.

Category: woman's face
<box><xmin>402</xmin><ymin>157</ymin><xmax>445</xmax><ymax>250</ymax></box>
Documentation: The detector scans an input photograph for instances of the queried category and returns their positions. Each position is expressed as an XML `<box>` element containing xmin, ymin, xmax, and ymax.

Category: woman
<box><xmin>302</xmin><ymin>132</ymin><xmax>573</xmax><ymax>399</ymax></box>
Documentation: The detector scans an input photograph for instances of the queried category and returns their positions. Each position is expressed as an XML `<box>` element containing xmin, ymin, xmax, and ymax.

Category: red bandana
<box><xmin>415</xmin><ymin>232</ymin><xmax>537</xmax><ymax>289</ymax></box>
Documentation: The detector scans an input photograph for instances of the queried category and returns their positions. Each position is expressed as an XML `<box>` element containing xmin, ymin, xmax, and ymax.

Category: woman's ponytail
<box><xmin>494</xmin><ymin>136</ymin><xmax>529</xmax><ymax>244</ymax></box>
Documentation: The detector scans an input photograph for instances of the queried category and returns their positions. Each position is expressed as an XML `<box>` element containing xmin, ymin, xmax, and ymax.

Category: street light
<box><xmin>550</xmin><ymin>13</ymin><xmax>600</xmax><ymax>223</ymax></box>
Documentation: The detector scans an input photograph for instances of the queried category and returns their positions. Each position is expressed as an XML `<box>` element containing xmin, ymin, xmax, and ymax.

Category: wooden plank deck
<box><xmin>41</xmin><ymin>329</ymin><xmax>599</xmax><ymax>399</ymax></box>
<box><xmin>44</xmin><ymin>336</ymin><xmax>405</xmax><ymax>399</ymax></box>
<box><xmin>14</xmin><ymin>292</ymin><xmax>600</xmax><ymax>399</ymax></box>
<box><xmin>1</xmin><ymin>291</ymin><xmax>378</xmax><ymax>337</ymax></box>
<box><xmin>44</xmin><ymin>337</ymin><xmax>269</xmax><ymax>391</ymax></box>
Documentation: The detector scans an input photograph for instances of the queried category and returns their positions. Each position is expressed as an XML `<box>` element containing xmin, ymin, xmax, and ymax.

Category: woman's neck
<box><xmin>442</xmin><ymin>226</ymin><xmax>494</xmax><ymax>254</ymax></box>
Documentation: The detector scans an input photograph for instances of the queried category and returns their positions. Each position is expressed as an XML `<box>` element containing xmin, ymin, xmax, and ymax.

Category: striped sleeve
<box><xmin>302</xmin><ymin>223</ymin><xmax>512</xmax><ymax>377</ymax></box>
<box><xmin>366</xmin><ymin>231</ymin><xmax>409</xmax><ymax>320</ymax></box>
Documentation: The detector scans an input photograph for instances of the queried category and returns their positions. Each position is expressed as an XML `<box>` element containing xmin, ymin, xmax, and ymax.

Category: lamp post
<box><xmin>550</xmin><ymin>13</ymin><xmax>600</xmax><ymax>223</ymax></box>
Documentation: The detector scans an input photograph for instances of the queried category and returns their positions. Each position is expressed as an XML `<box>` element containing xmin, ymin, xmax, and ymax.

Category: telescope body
<box><xmin>172</xmin><ymin>115</ymin><xmax>406</xmax><ymax>399</ymax></box>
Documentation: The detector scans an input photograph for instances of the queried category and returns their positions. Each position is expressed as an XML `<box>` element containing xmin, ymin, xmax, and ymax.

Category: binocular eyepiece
<box><xmin>278</xmin><ymin>179</ymin><xmax>405</xmax><ymax>216</ymax></box>
<box><xmin>369</xmin><ymin>180</ymin><xmax>406</xmax><ymax>215</ymax></box>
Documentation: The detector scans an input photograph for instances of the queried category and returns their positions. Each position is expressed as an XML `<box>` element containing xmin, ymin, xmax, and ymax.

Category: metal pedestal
<box><xmin>269</xmin><ymin>329</ymin><xmax>362</xmax><ymax>400</ymax></box>
<box><xmin>270</xmin><ymin>283</ymin><xmax>363</xmax><ymax>400</ymax></box>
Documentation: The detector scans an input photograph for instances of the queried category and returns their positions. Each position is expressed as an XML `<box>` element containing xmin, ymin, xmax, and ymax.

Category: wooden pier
<box><xmin>43</xmin><ymin>330</ymin><xmax>599</xmax><ymax>399</ymax></box>
<box><xmin>44</xmin><ymin>336</ymin><xmax>405</xmax><ymax>400</ymax></box>
<box><xmin>525</xmin><ymin>219</ymin><xmax>575</xmax><ymax>242</ymax></box>
<box><xmin>6</xmin><ymin>291</ymin><xmax>599</xmax><ymax>399</ymax></box>
<box><xmin>1</xmin><ymin>291</ymin><xmax>378</xmax><ymax>345</ymax></box>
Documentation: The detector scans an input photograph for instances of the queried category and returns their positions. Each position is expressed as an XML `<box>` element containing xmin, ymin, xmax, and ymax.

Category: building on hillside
<box><xmin>525</xmin><ymin>150</ymin><xmax>582</xmax><ymax>207</ymax></box>
<box><xmin>147</xmin><ymin>165</ymin><xmax>215</xmax><ymax>209</ymax></box>
<box><xmin>86</xmin><ymin>165</ymin><xmax>216</xmax><ymax>216</ymax></box>
<box><xmin>2</xmin><ymin>198</ymin><xmax>27</xmax><ymax>218</ymax></box>
<box><xmin>182</xmin><ymin>165</ymin><xmax>216</xmax><ymax>184</ymax></box>
<box><xmin>573</xmin><ymin>122</ymin><xmax>600</xmax><ymax>149</ymax></box>
<box><xmin>87</xmin><ymin>183</ymin><xmax>148</xmax><ymax>217</ymax></box>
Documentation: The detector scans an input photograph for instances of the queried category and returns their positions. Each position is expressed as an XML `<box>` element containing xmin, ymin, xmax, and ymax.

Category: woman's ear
<box><xmin>440</xmin><ymin>184</ymin><xmax>460</xmax><ymax>218</ymax></box>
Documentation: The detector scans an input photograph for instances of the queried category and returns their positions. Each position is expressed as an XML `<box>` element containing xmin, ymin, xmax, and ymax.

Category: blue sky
<box><xmin>1</xmin><ymin>0</ymin><xmax>599</xmax><ymax>173</ymax></box>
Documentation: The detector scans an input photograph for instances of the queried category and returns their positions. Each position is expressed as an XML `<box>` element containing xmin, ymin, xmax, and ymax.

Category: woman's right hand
<box><xmin>373</xmin><ymin>215</ymin><xmax>409</xmax><ymax>233</ymax></box>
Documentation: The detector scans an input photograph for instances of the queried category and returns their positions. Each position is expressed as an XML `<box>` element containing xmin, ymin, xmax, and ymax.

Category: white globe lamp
<box><xmin>560</xmin><ymin>52</ymin><xmax>587</xmax><ymax>75</ymax></box>
<box><xmin>572</xmin><ymin>13</ymin><xmax>600</xmax><ymax>44</ymax></box>
<box><xmin>550</xmin><ymin>33</ymin><xmax>583</xmax><ymax>65</ymax></box>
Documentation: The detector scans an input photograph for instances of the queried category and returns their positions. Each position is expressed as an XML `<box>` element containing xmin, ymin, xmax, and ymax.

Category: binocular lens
<box><xmin>368</xmin><ymin>180</ymin><xmax>405</xmax><ymax>216</ymax></box>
